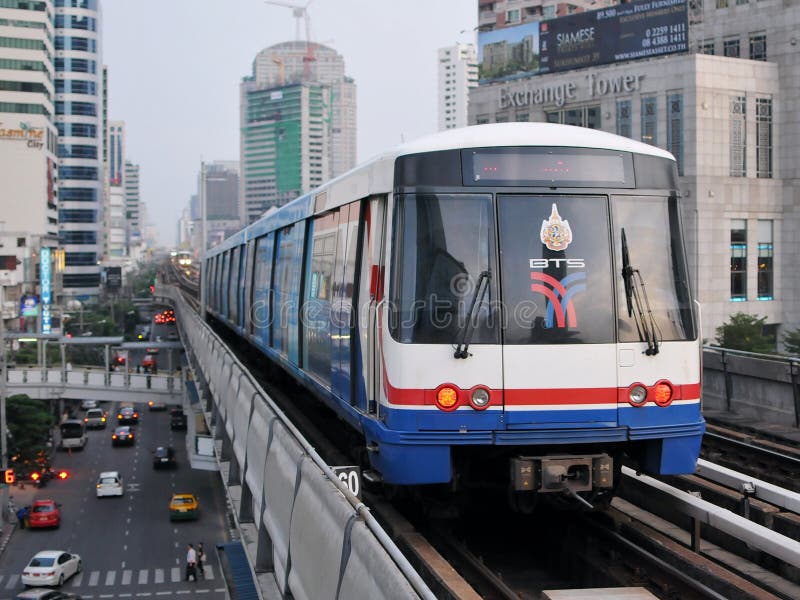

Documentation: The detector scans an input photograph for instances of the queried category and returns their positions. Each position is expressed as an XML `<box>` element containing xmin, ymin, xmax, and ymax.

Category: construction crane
<box><xmin>265</xmin><ymin>0</ymin><xmax>316</xmax><ymax>81</ymax></box>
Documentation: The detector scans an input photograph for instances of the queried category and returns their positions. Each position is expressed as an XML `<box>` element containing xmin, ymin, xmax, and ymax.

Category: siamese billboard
<box><xmin>478</xmin><ymin>0</ymin><xmax>688</xmax><ymax>83</ymax></box>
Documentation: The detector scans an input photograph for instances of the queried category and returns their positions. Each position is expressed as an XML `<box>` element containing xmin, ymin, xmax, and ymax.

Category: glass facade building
<box><xmin>55</xmin><ymin>0</ymin><xmax>103</xmax><ymax>296</ymax></box>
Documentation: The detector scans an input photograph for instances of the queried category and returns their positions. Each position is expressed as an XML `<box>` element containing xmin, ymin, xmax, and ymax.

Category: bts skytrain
<box><xmin>203</xmin><ymin>123</ymin><xmax>704</xmax><ymax>506</ymax></box>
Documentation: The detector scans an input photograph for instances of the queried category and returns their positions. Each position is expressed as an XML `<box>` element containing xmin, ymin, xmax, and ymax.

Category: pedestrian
<box><xmin>196</xmin><ymin>542</ymin><xmax>205</xmax><ymax>579</ymax></box>
<box><xmin>16</xmin><ymin>505</ymin><xmax>29</xmax><ymax>529</ymax></box>
<box><xmin>185</xmin><ymin>543</ymin><xmax>197</xmax><ymax>581</ymax></box>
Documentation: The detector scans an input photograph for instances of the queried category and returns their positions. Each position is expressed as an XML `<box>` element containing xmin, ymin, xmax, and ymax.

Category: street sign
<box><xmin>331</xmin><ymin>465</ymin><xmax>361</xmax><ymax>498</ymax></box>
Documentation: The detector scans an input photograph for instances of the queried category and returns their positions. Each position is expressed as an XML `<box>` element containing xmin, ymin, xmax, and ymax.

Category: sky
<box><xmin>101</xmin><ymin>1</ymin><xmax>478</xmax><ymax>247</ymax></box>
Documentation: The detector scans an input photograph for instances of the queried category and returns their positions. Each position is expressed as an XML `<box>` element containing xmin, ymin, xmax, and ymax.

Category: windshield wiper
<box><xmin>621</xmin><ymin>228</ymin><xmax>661</xmax><ymax>356</ymax></box>
<box><xmin>454</xmin><ymin>270</ymin><xmax>491</xmax><ymax>359</ymax></box>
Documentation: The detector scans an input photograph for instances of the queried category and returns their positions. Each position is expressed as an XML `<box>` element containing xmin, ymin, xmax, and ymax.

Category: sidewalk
<box><xmin>0</xmin><ymin>481</ymin><xmax>40</xmax><ymax>558</ymax></box>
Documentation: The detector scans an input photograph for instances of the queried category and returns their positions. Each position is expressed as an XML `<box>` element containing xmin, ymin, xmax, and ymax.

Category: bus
<box><xmin>59</xmin><ymin>419</ymin><xmax>87</xmax><ymax>450</ymax></box>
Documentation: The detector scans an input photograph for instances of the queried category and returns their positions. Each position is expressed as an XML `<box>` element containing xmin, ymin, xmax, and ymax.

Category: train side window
<box><xmin>273</xmin><ymin>223</ymin><xmax>304</xmax><ymax>363</ymax></box>
<box><xmin>229</xmin><ymin>246</ymin><xmax>240</xmax><ymax>324</ymax></box>
<box><xmin>243</xmin><ymin>239</ymin><xmax>256</xmax><ymax>333</ymax></box>
<box><xmin>252</xmin><ymin>233</ymin><xmax>275</xmax><ymax>343</ymax></box>
<box><xmin>221</xmin><ymin>251</ymin><xmax>231</xmax><ymax>317</ymax></box>
<box><xmin>303</xmin><ymin>210</ymin><xmax>339</xmax><ymax>386</ymax></box>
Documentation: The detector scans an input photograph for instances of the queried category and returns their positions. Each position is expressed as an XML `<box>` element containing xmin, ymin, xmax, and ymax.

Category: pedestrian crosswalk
<box><xmin>0</xmin><ymin>564</ymin><xmax>216</xmax><ymax>590</ymax></box>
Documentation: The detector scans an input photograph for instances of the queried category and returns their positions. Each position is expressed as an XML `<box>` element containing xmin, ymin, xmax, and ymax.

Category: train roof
<box><xmin>206</xmin><ymin>123</ymin><xmax>675</xmax><ymax>256</ymax></box>
<box><xmin>391</xmin><ymin>123</ymin><xmax>675</xmax><ymax>161</ymax></box>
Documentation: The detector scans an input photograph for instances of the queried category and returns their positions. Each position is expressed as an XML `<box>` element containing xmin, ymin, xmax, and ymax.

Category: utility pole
<box><xmin>199</xmin><ymin>161</ymin><xmax>207</xmax><ymax>320</ymax></box>
<box><xmin>0</xmin><ymin>284</ymin><xmax>8</xmax><ymax>526</ymax></box>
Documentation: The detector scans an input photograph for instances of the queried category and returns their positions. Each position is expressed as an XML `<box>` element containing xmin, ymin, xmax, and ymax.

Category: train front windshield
<box><xmin>391</xmin><ymin>155</ymin><xmax>695</xmax><ymax>345</ymax></box>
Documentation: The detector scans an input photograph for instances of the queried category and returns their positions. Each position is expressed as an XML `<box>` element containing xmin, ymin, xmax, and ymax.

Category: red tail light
<box><xmin>654</xmin><ymin>381</ymin><xmax>674</xmax><ymax>406</ymax></box>
<box><xmin>112</xmin><ymin>435</ymin><xmax>117</xmax><ymax>439</ymax></box>
<box><xmin>30</xmin><ymin>472</ymin><xmax>40</xmax><ymax>481</ymax></box>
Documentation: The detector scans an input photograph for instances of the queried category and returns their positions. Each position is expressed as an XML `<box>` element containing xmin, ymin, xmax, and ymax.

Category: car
<box><xmin>147</xmin><ymin>400</ymin><xmax>167</xmax><ymax>411</ymax></box>
<box><xmin>14</xmin><ymin>589</ymin><xmax>82</xmax><ymax>599</ymax></box>
<box><xmin>111</xmin><ymin>426</ymin><xmax>135</xmax><ymax>447</ymax></box>
<box><xmin>21</xmin><ymin>550</ymin><xmax>81</xmax><ymax>588</ymax></box>
<box><xmin>27</xmin><ymin>499</ymin><xmax>60</xmax><ymax>529</ymax></box>
<box><xmin>170</xmin><ymin>408</ymin><xmax>187</xmax><ymax>431</ymax></box>
<box><xmin>141</xmin><ymin>354</ymin><xmax>157</xmax><ymax>371</ymax></box>
<box><xmin>153</xmin><ymin>446</ymin><xmax>176</xmax><ymax>469</ymax></box>
<box><xmin>116</xmin><ymin>406</ymin><xmax>139</xmax><ymax>424</ymax></box>
<box><xmin>169</xmin><ymin>493</ymin><xmax>198</xmax><ymax>521</ymax></box>
<box><xmin>80</xmin><ymin>400</ymin><xmax>97</xmax><ymax>410</ymax></box>
<box><xmin>96</xmin><ymin>471</ymin><xmax>124</xmax><ymax>497</ymax></box>
<box><xmin>83</xmin><ymin>408</ymin><xmax>107</xmax><ymax>429</ymax></box>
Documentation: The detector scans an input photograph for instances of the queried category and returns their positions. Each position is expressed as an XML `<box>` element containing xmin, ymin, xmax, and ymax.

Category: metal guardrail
<box><xmin>622</xmin><ymin>466</ymin><xmax>800</xmax><ymax>568</ymax></box>
<box><xmin>695</xmin><ymin>458</ymin><xmax>800</xmax><ymax>514</ymax></box>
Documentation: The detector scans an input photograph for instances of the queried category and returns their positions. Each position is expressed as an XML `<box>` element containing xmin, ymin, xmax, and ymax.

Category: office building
<box><xmin>124</xmin><ymin>159</ymin><xmax>142</xmax><ymax>259</ymax></box>
<box><xmin>438</xmin><ymin>43</ymin><xmax>478</xmax><ymax>130</ymax></box>
<box><xmin>240</xmin><ymin>42</ymin><xmax>356</xmax><ymax>224</ymax></box>
<box><xmin>55</xmin><ymin>0</ymin><xmax>104</xmax><ymax>299</ymax></box>
<box><xmin>104</xmin><ymin>119</ymin><xmax>125</xmax><ymax>262</ymax></box>
<box><xmin>470</xmin><ymin>0</ymin><xmax>798</xmax><ymax>342</ymax></box>
<box><xmin>0</xmin><ymin>0</ymin><xmax>60</xmax><ymax>330</ymax></box>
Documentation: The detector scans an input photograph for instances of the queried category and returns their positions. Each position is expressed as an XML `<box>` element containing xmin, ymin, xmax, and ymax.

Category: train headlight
<box><xmin>435</xmin><ymin>386</ymin><xmax>459</xmax><ymax>411</ymax></box>
<box><xmin>470</xmin><ymin>388</ymin><xmax>490</xmax><ymax>410</ymax></box>
<box><xmin>628</xmin><ymin>384</ymin><xmax>648</xmax><ymax>407</ymax></box>
<box><xmin>653</xmin><ymin>381</ymin><xmax>674</xmax><ymax>407</ymax></box>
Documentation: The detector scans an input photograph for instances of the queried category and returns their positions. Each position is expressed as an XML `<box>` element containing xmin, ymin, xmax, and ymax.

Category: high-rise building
<box><xmin>240</xmin><ymin>42</ymin><xmax>356</xmax><ymax>224</ymax></box>
<box><xmin>104</xmin><ymin>119</ymin><xmax>125</xmax><ymax>262</ymax></box>
<box><xmin>124</xmin><ymin>159</ymin><xmax>141</xmax><ymax>256</ymax></box>
<box><xmin>438</xmin><ymin>43</ymin><xmax>478</xmax><ymax>130</ymax></box>
<box><xmin>55</xmin><ymin>0</ymin><xmax>104</xmax><ymax>298</ymax></box>
<box><xmin>0</xmin><ymin>0</ymin><xmax>59</xmax><ymax>330</ymax></box>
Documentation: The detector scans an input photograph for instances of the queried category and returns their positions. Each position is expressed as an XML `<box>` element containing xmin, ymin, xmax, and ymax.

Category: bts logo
<box><xmin>531</xmin><ymin>271</ymin><xmax>587</xmax><ymax>328</ymax></box>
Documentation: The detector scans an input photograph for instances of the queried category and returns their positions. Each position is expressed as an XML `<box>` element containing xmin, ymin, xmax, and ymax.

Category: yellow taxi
<box><xmin>169</xmin><ymin>493</ymin><xmax>199</xmax><ymax>521</ymax></box>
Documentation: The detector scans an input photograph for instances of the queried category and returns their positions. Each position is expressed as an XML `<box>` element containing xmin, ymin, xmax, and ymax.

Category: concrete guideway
<box><xmin>161</xmin><ymin>285</ymin><xmax>436</xmax><ymax>600</ymax></box>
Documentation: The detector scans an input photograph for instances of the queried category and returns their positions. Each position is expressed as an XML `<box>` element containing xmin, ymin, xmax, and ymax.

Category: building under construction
<box><xmin>240</xmin><ymin>41</ymin><xmax>357</xmax><ymax>224</ymax></box>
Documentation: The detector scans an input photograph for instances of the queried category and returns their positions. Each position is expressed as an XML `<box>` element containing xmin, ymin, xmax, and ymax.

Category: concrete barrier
<box><xmin>339</xmin><ymin>521</ymin><xmax>420</xmax><ymax>599</ymax></box>
<box><xmin>287</xmin><ymin>459</ymin><xmax>356</xmax><ymax>600</ymax></box>
<box><xmin>262</xmin><ymin>422</ymin><xmax>305</xmax><ymax>595</ymax></box>
<box><xmin>245</xmin><ymin>398</ymin><xmax>275</xmax><ymax>529</ymax></box>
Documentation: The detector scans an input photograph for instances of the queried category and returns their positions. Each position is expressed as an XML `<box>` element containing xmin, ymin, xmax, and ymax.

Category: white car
<box><xmin>96</xmin><ymin>471</ymin><xmax>124</xmax><ymax>497</ymax></box>
<box><xmin>21</xmin><ymin>550</ymin><xmax>81</xmax><ymax>587</ymax></box>
<box><xmin>80</xmin><ymin>399</ymin><xmax>98</xmax><ymax>410</ymax></box>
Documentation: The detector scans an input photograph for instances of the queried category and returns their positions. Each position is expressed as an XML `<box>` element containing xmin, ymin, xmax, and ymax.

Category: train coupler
<box><xmin>511</xmin><ymin>453</ymin><xmax>614</xmax><ymax>494</ymax></box>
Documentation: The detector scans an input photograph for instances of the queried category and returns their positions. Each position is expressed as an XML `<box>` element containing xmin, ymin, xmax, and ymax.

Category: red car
<box><xmin>27</xmin><ymin>499</ymin><xmax>60</xmax><ymax>529</ymax></box>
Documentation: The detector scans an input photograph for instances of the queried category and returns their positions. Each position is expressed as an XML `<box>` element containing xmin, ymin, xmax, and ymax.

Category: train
<box><xmin>203</xmin><ymin>123</ymin><xmax>705</xmax><ymax>508</ymax></box>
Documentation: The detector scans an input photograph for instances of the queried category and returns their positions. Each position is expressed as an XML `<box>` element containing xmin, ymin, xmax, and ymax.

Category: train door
<box><xmin>497</xmin><ymin>195</ymin><xmax>619</xmax><ymax>426</ymax></box>
<box><xmin>359</xmin><ymin>196</ymin><xmax>387</xmax><ymax>414</ymax></box>
<box><xmin>331</xmin><ymin>201</ymin><xmax>361</xmax><ymax>405</ymax></box>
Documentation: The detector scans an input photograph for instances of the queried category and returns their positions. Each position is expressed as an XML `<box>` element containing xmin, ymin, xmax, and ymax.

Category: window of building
<box><xmin>63</xmin><ymin>273</ymin><xmax>101</xmax><ymax>288</ymax></box>
<box><xmin>641</xmin><ymin>96</ymin><xmax>657</xmax><ymax>145</ymax></box>
<box><xmin>545</xmin><ymin>105</ymin><xmax>601</xmax><ymax>129</ymax></box>
<box><xmin>716</xmin><ymin>0</ymin><xmax>728</xmax><ymax>6</ymax></box>
<box><xmin>616</xmin><ymin>99</ymin><xmax>631</xmax><ymax>138</ymax></box>
<box><xmin>700</xmin><ymin>39</ymin><xmax>715</xmax><ymax>55</ymax></box>
<box><xmin>515</xmin><ymin>111</ymin><xmax>529</xmax><ymax>122</ymax></box>
<box><xmin>749</xmin><ymin>33</ymin><xmax>766</xmax><ymax>61</ymax></box>
<box><xmin>506</xmin><ymin>8</ymin><xmax>520</xmax><ymax>22</ymax></box>
<box><xmin>59</xmin><ymin>188</ymin><xmax>97</xmax><ymax>202</ymax></box>
<box><xmin>730</xmin><ymin>96</ymin><xmax>746</xmax><ymax>177</ymax></box>
<box><xmin>756</xmin><ymin>98</ymin><xmax>772</xmax><ymax>178</ymax></box>
<box><xmin>476</xmin><ymin>116</ymin><xmax>489</xmax><ymax>125</ymax></box>
<box><xmin>667</xmin><ymin>93</ymin><xmax>684</xmax><ymax>175</ymax></box>
<box><xmin>730</xmin><ymin>219</ymin><xmax>747</xmax><ymax>301</ymax></box>
<box><xmin>723</xmin><ymin>37</ymin><xmax>740</xmax><ymax>57</ymax></box>
<box><xmin>60</xmin><ymin>230</ymin><xmax>97</xmax><ymax>245</ymax></box>
<box><xmin>757</xmin><ymin>219</ymin><xmax>773</xmax><ymax>300</ymax></box>
<box><xmin>495</xmin><ymin>113</ymin><xmax>509</xmax><ymax>123</ymax></box>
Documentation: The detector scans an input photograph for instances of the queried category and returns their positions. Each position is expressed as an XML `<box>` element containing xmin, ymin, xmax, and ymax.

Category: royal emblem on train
<box><xmin>540</xmin><ymin>203</ymin><xmax>572</xmax><ymax>251</ymax></box>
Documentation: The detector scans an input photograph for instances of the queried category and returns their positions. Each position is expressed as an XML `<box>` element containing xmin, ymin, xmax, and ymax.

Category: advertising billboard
<box><xmin>106</xmin><ymin>266</ymin><xmax>122</xmax><ymax>290</ymax></box>
<box><xmin>40</xmin><ymin>247</ymin><xmax>51</xmax><ymax>334</ymax></box>
<box><xmin>477</xmin><ymin>0</ymin><xmax>688</xmax><ymax>83</ymax></box>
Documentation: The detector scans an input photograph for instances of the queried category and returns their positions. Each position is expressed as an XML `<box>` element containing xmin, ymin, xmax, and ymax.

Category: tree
<box><xmin>6</xmin><ymin>394</ymin><xmax>53</xmax><ymax>465</ymax></box>
<box><xmin>784</xmin><ymin>328</ymin><xmax>800</xmax><ymax>356</ymax></box>
<box><xmin>715</xmin><ymin>312</ymin><xmax>775</xmax><ymax>354</ymax></box>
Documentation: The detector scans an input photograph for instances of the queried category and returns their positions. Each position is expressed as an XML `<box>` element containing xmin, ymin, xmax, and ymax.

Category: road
<box><xmin>0</xmin><ymin>400</ymin><xmax>230</xmax><ymax>599</ymax></box>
